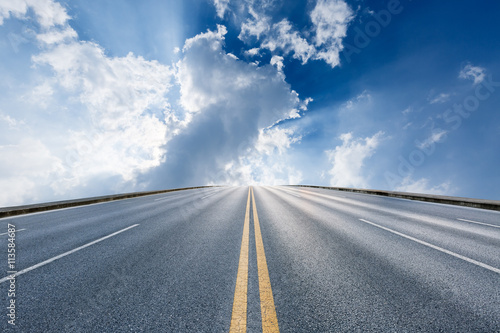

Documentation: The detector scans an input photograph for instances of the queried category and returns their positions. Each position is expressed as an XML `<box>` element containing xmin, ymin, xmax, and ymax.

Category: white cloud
<box><xmin>214</xmin><ymin>0</ymin><xmax>230</xmax><ymax>19</ymax></box>
<box><xmin>25</xmin><ymin>81</ymin><xmax>54</xmax><ymax>108</ymax></box>
<box><xmin>310</xmin><ymin>0</ymin><xmax>354</xmax><ymax>67</ymax></box>
<box><xmin>238</xmin><ymin>0</ymin><xmax>354</xmax><ymax>68</ymax></box>
<box><xmin>270</xmin><ymin>55</ymin><xmax>284</xmax><ymax>71</ymax></box>
<box><xmin>239</xmin><ymin>7</ymin><xmax>270</xmax><ymax>41</ymax></box>
<box><xmin>221</xmin><ymin>145</ymin><xmax>304</xmax><ymax>186</ymax></box>
<box><xmin>256</xmin><ymin>127</ymin><xmax>301</xmax><ymax>155</ymax></box>
<box><xmin>402</xmin><ymin>106</ymin><xmax>412</xmax><ymax>114</ymax></box>
<box><xmin>0</xmin><ymin>0</ymin><xmax>177</xmax><ymax>205</ymax></box>
<box><xmin>36</xmin><ymin>26</ymin><xmax>77</xmax><ymax>45</ymax></box>
<box><xmin>0</xmin><ymin>1</ymin><xmax>311</xmax><ymax>205</ymax></box>
<box><xmin>244</xmin><ymin>47</ymin><xmax>261</xmax><ymax>57</ymax></box>
<box><xmin>0</xmin><ymin>113</ymin><xmax>25</xmax><ymax>128</ymax></box>
<box><xmin>459</xmin><ymin>63</ymin><xmax>486</xmax><ymax>85</ymax></box>
<box><xmin>262</xmin><ymin>19</ymin><xmax>316</xmax><ymax>64</ymax></box>
<box><xmin>163</xmin><ymin>24</ymin><xmax>309</xmax><ymax>187</ymax></box>
<box><xmin>416</xmin><ymin>129</ymin><xmax>447</xmax><ymax>150</ymax></box>
<box><xmin>0</xmin><ymin>138</ymin><xmax>63</xmax><ymax>206</ymax></box>
<box><xmin>0</xmin><ymin>0</ymin><xmax>70</xmax><ymax>28</ymax></box>
<box><xmin>344</xmin><ymin>90</ymin><xmax>371</xmax><ymax>109</ymax></box>
<box><xmin>394</xmin><ymin>177</ymin><xmax>452</xmax><ymax>195</ymax></box>
<box><xmin>429</xmin><ymin>93</ymin><xmax>450</xmax><ymax>104</ymax></box>
<box><xmin>326</xmin><ymin>131</ymin><xmax>383</xmax><ymax>188</ymax></box>
<box><xmin>219</xmin><ymin>126</ymin><xmax>303</xmax><ymax>186</ymax></box>
<box><xmin>0</xmin><ymin>1</ymin><xmax>28</xmax><ymax>25</ymax></box>
<box><xmin>32</xmin><ymin>41</ymin><xmax>175</xmax><ymax>186</ymax></box>
<box><xmin>177</xmin><ymin>24</ymin><xmax>300</xmax><ymax>124</ymax></box>
<box><xmin>183</xmin><ymin>24</ymin><xmax>228</xmax><ymax>53</ymax></box>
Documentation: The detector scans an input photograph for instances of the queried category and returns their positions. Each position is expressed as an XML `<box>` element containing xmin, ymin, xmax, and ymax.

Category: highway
<box><xmin>1</xmin><ymin>186</ymin><xmax>499</xmax><ymax>332</ymax></box>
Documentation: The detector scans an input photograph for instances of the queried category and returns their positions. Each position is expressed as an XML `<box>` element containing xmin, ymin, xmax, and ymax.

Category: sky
<box><xmin>0</xmin><ymin>0</ymin><xmax>499</xmax><ymax>207</ymax></box>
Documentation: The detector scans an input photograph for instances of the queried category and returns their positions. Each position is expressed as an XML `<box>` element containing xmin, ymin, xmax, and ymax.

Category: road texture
<box><xmin>0</xmin><ymin>186</ymin><xmax>499</xmax><ymax>332</ymax></box>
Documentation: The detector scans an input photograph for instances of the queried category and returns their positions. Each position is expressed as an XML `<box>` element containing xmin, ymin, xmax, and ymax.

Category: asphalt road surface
<box><xmin>1</xmin><ymin>186</ymin><xmax>499</xmax><ymax>332</ymax></box>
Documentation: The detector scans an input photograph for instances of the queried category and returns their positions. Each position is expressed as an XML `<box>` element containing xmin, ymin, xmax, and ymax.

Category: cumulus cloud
<box><xmin>0</xmin><ymin>138</ymin><xmax>63</xmax><ymax>206</ymax></box>
<box><xmin>260</xmin><ymin>19</ymin><xmax>316</xmax><ymax>64</ymax></box>
<box><xmin>0</xmin><ymin>0</ymin><xmax>176</xmax><ymax>206</ymax></box>
<box><xmin>0</xmin><ymin>0</ymin><xmax>69</xmax><ymax>28</ymax></box>
<box><xmin>325</xmin><ymin>131</ymin><xmax>384</xmax><ymax>188</ymax></box>
<box><xmin>239</xmin><ymin>7</ymin><xmax>271</xmax><ymax>41</ymax></box>
<box><xmin>310</xmin><ymin>0</ymin><xmax>354</xmax><ymax>67</ymax></box>
<box><xmin>256</xmin><ymin>126</ymin><xmax>301</xmax><ymax>156</ymax></box>
<box><xmin>237</xmin><ymin>0</ymin><xmax>354</xmax><ymax>68</ymax></box>
<box><xmin>36</xmin><ymin>26</ymin><xmax>77</xmax><ymax>45</ymax></box>
<box><xmin>216</xmin><ymin>126</ymin><xmax>303</xmax><ymax>186</ymax></box>
<box><xmin>270</xmin><ymin>55</ymin><xmax>284</xmax><ymax>71</ymax></box>
<box><xmin>0</xmin><ymin>0</ymin><xmax>311</xmax><ymax>206</ymax></box>
<box><xmin>33</xmin><ymin>41</ymin><xmax>175</xmax><ymax>188</ymax></box>
<box><xmin>459</xmin><ymin>63</ymin><xmax>486</xmax><ymax>85</ymax></box>
<box><xmin>213</xmin><ymin>0</ymin><xmax>231</xmax><ymax>18</ymax></box>
<box><xmin>148</xmin><ymin>24</ymin><xmax>309</xmax><ymax>188</ymax></box>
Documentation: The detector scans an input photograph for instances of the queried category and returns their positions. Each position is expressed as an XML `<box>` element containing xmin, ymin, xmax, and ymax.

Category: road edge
<box><xmin>292</xmin><ymin>185</ymin><xmax>500</xmax><ymax>212</ymax></box>
<box><xmin>0</xmin><ymin>186</ymin><xmax>219</xmax><ymax>218</ymax></box>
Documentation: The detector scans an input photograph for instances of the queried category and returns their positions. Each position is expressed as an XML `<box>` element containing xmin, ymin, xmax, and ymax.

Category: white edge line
<box><xmin>0</xmin><ymin>224</ymin><xmax>139</xmax><ymax>284</ymax></box>
<box><xmin>457</xmin><ymin>218</ymin><xmax>500</xmax><ymax>229</ymax></box>
<box><xmin>0</xmin><ymin>228</ymin><xmax>26</xmax><ymax>236</ymax></box>
<box><xmin>358</xmin><ymin>218</ymin><xmax>500</xmax><ymax>275</ymax></box>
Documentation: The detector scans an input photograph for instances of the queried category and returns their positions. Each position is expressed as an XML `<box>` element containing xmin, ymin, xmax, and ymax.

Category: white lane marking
<box><xmin>288</xmin><ymin>189</ymin><xmax>500</xmax><ymax>232</ymax></box>
<box><xmin>0</xmin><ymin>228</ymin><xmax>26</xmax><ymax>236</ymax></box>
<box><xmin>457</xmin><ymin>218</ymin><xmax>500</xmax><ymax>229</ymax></box>
<box><xmin>0</xmin><ymin>224</ymin><xmax>140</xmax><ymax>284</ymax></box>
<box><xmin>358</xmin><ymin>219</ymin><xmax>500</xmax><ymax>275</ymax></box>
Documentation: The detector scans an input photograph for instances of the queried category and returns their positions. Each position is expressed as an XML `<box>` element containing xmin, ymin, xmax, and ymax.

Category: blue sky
<box><xmin>1</xmin><ymin>0</ymin><xmax>499</xmax><ymax>206</ymax></box>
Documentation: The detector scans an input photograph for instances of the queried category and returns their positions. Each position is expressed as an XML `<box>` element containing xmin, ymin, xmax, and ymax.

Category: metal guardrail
<box><xmin>293</xmin><ymin>185</ymin><xmax>500</xmax><ymax>211</ymax></box>
<box><xmin>0</xmin><ymin>186</ymin><xmax>217</xmax><ymax>218</ymax></box>
<box><xmin>2</xmin><ymin>184</ymin><xmax>498</xmax><ymax>218</ymax></box>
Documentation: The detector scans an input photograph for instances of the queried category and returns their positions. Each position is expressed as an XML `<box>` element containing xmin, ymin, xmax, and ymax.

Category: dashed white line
<box><xmin>457</xmin><ymin>218</ymin><xmax>500</xmax><ymax>229</ymax></box>
<box><xmin>0</xmin><ymin>228</ymin><xmax>26</xmax><ymax>236</ymax></box>
<box><xmin>0</xmin><ymin>224</ymin><xmax>140</xmax><ymax>284</ymax></box>
<box><xmin>358</xmin><ymin>218</ymin><xmax>500</xmax><ymax>275</ymax></box>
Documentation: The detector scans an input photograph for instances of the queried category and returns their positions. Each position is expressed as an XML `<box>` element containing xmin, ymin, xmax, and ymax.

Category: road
<box><xmin>1</xmin><ymin>186</ymin><xmax>499</xmax><ymax>332</ymax></box>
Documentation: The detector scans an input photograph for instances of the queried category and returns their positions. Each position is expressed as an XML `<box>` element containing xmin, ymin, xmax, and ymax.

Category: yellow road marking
<box><xmin>230</xmin><ymin>187</ymin><xmax>280</xmax><ymax>332</ymax></box>
<box><xmin>229</xmin><ymin>187</ymin><xmax>251</xmax><ymax>333</ymax></box>
<box><xmin>251</xmin><ymin>187</ymin><xmax>280</xmax><ymax>332</ymax></box>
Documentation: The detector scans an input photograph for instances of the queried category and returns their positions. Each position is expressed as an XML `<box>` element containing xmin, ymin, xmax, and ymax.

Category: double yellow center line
<box><xmin>229</xmin><ymin>187</ymin><xmax>279</xmax><ymax>333</ymax></box>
